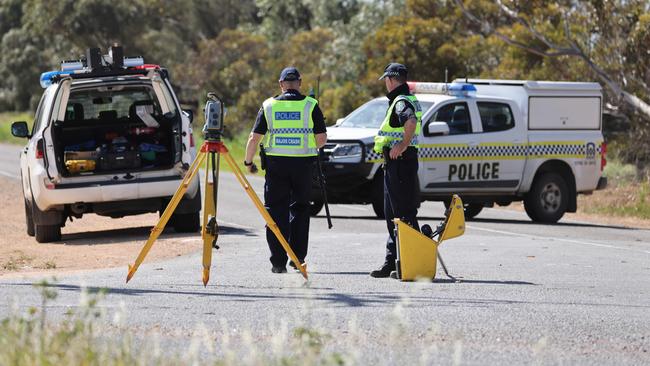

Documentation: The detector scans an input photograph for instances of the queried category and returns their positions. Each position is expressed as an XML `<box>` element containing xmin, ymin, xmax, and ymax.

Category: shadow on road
<box><xmin>58</xmin><ymin>225</ymin><xmax>256</xmax><ymax>246</ymax></box>
<box><xmin>317</xmin><ymin>214</ymin><xmax>641</xmax><ymax>231</ymax></box>
<box><xmin>6</xmin><ymin>278</ymin><xmax>582</xmax><ymax>309</ymax></box>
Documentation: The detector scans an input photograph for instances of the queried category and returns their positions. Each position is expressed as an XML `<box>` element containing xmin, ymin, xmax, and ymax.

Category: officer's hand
<box><xmin>389</xmin><ymin>143</ymin><xmax>407</xmax><ymax>159</ymax></box>
<box><xmin>247</xmin><ymin>163</ymin><xmax>258</xmax><ymax>174</ymax></box>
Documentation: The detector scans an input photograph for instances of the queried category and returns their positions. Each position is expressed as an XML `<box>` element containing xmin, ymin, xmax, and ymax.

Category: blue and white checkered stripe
<box><xmin>268</xmin><ymin>128</ymin><xmax>314</xmax><ymax>134</ymax></box>
<box><xmin>417</xmin><ymin>142</ymin><xmax>602</xmax><ymax>161</ymax></box>
<box><xmin>364</xmin><ymin>141</ymin><xmax>601</xmax><ymax>163</ymax></box>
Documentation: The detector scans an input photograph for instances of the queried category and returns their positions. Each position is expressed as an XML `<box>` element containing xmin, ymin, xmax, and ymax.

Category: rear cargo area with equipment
<box><xmin>52</xmin><ymin>85</ymin><xmax>179</xmax><ymax>176</ymax></box>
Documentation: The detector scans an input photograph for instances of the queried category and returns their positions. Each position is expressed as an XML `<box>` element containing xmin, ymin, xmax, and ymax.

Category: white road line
<box><xmin>467</xmin><ymin>225</ymin><xmax>650</xmax><ymax>255</ymax></box>
<box><xmin>338</xmin><ymin>204</ymin><xmax>369</xmax><ymax>212</ymax></box>
<box><xmin>0</xmin><ymin>170</ymin><xmax>19</xmax><ymax>180</ymax></box>
<box><xmin>216</xmin><ymin>219</ymin><xmax>256</xmax><ymax>231</ymax></box>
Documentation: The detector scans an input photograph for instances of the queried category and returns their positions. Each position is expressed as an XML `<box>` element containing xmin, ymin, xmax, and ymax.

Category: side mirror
<box><xmin>335</xmin><ymin>118</ymin><xmax>344</xmax><ymax>126</ymax></box>
<box><xmin>182</xmin><ymin>109</ymin><xmax>194</xmax><ymax>124</ymax></box>
<box><xmin>203</xmin><ymin>93</ymin><xmax>224</xmax><ymax>139</ymax></box>
<box><xmin>426</xmin><ymin>121</ymin><xmax>450</xmax><ymax>137</ymax></box>
<box><xmin>11</xmin><ymin>121</ymin><xmax>30</xmax><ymax>138</ymax></box>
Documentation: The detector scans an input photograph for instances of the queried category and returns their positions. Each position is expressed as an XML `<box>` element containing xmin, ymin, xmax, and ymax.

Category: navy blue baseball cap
<box><xmin>378</xmin><ymin>62</ymin><xmax>408</xmax><ymax>80</ymax></box>
<box><xmin>279</xmin><ymin>67</ymin><xmax>301</xmax><ymax>81</ymax></box>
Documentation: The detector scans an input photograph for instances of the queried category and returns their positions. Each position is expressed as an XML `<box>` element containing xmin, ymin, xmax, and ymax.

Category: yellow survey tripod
<box><xmin>126</xmin><ymin>94</ymin><xmax>308</xmax><ymax>286</ymax></box>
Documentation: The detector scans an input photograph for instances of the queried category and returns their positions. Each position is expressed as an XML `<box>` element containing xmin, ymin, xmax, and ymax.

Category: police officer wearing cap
<box><xmin>244</xmin><ymin>67</ymin><xmax>327</xmax><ymax>273</ymax></box>
<box><xmin>370</xmin><ymin>62</ymin><xmax>422</xmax><ymax>278</ymax></box>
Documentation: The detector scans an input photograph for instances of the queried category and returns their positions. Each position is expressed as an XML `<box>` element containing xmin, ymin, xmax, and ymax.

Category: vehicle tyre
<box><xmin>172</xmin><ymin>212</ymin><xmax>200</xmax><ymax>233</ymax></box>
<box><xmin>443</xmin><ymin>200</ymin><xmax>483</xmax><ymax>220</ymax></box>
<box><xmin>524</xmin><ymin>173</ymin><xmax>568</xmax><ymax>223</ymax></box>
<box><xmin>463</xmin><ymin>204</ymin><xmax>483</xmax><ymax>220</ymax></box>
<box><xmin>372</xmin><ymin>175</ymin><xmax>385</xmax><ymax>219</ymax></box>
<box><xmin>31</xmin><ymin>202</ymin><xmax>61</xmax><ymax>243</ymax></box>
<box><xmin>24</xmin><ymin>199</ymin><xmax>35</xmax><ymax>237</ymax></box>
<box><xmin>309</xmin><ymin>199</ymin><xmax>324</xmax><ymax>216</ymax></box>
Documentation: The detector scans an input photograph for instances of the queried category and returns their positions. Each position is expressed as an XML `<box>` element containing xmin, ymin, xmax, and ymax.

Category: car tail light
<box><xmin>35</xmin><ymin>139</ymin><xmax>44</xmax><ymax>159</ymax></box>
<box><xmin>43</xmin><ymin>178</ymin><xmax>55</xmax><ymax>190</ymax></box>
<box><xmin>189</xmin><ymin>131</ymin><xmax>195</xmax><ymax>148</ymax></box>
<box><xmin>601</xmin><ymin>141</ymin><xmax>607</xmax><ymax>171</ymax></box>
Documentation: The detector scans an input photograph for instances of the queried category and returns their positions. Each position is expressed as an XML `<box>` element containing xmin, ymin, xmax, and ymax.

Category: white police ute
<box><xmin>11</xmin><ymin>46</ymin><xmax>200</xmax><ymax>242</ymax></box>
<box><xmin>312</xmin><ymin>79</ymin><xmax>607</xmax><ymax>223</ymax></box>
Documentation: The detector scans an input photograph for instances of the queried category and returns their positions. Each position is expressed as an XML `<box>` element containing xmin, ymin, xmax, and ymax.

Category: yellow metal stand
<box><xmin>394</xmin><ymin>194</ymin><xmax>466</xmax><ymax>281</ymax></box>
<box><xmin>126</xmin><ymin>141</ymin><xmax>308</xmax><ymax>286</ymax></box>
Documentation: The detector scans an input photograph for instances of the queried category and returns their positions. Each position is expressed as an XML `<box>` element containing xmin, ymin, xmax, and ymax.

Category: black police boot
<box><xmin>370</xmin><ymin>262</ymin><xmax>395</xmax><ymax>278</ymax></box>
<box><xmin>271</xmin><ymin>266</ymin><xmax>287</xmax><ymax>274</ymax></box>
<box><xmin>289</xmin><ymin>261</ymin><xmax>298</xmax><ymax>271</ymax></box>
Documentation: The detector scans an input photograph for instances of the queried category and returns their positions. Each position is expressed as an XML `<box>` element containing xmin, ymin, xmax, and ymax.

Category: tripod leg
<box><xmin>126</xmin><ymin>150</ymin><xmax>207</xmax><ymax>283</ymax></box>
<box><xmin>221</xmin><ymin>150</ymin><xmax>308</xmax><ymax>280</ymax></box>
<box><xmin>201</xmin><ymin>153</ymin><xmax>216</xmax><ymax>286</ymax></box>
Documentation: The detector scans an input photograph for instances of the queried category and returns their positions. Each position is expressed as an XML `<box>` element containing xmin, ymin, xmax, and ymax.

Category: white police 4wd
<box><xmin>313</xmin><ymin>79</ymin><xmax>607</xmax><ymax>223</ymax></box>
<box><xmin>11</xmin><ymin>47</ymin><xmax>200</xmax><ymax>242</ymax></box>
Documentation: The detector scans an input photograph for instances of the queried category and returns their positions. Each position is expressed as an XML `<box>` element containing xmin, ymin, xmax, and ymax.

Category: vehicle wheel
<box><xmin>524</xmin><ymin>173</ymin><xmax>568</xmax><ymax>223</ymax></box>
<box><xmin>34</xmin><ymin>224</ymin><xmax>61</xmax><ymax>243</ymax></box>
<box><xmin>24</xmin><ymin>199</ymin><xmax>35</xmax><ymax>237</ymax></box>
<box><xmin>172</xmin><ymin>212</ymin><xmax>200</xmax><ymax>233</ymax></box>
<box><xmin>309</xmin><ymin>199</ymin><xmax>324</xmax><ymax>216</ymax></box>
<box><xmin>444</xmin><ymin>200</ymin><xmax>483</xmax><ymax>220</ymax></box>
<box><xmin>31</xmin><ymin>202</ymin><xmax>61</xmax><ymax>243</ymax></box>
<box><xmin>463</xmin><ymin>204</ymin><xmax>483</xmax><ymax>220</ymax></box>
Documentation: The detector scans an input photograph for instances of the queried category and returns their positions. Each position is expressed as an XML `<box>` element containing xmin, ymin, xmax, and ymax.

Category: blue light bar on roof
<box><xmin>447</xmin><ymin>82</ymin><xmax>477</xmax><ymax>96</ymax></box>
<box><xmin>40</xmin><ymin>70</ymin><xmax>71</xmax><ymax>88</ymax></box>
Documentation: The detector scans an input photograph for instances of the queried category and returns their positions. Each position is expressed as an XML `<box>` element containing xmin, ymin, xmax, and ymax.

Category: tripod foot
<box><xmin>126</xmin><ymin>264</ymin><xmax>135</xmax><ymax>283</ymax></box>
<box><xmin>202</xmin><ymin>268</ymin><xmax>210</xmax><ymax>287</ymax></box>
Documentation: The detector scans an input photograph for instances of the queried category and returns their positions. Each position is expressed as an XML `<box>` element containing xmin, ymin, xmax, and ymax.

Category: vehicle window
<box><xmin>478</xmin><ymin>102</ymin><xmax>514</xmax><ymax>132</ymax></box>
<box><xmin>428</xmin><ymin>102</ymin><xmax>471</xmax><ymax>135</ymax></box>
<box><xmin>65</xmin><ymin>86</ymin><xmax>164</xmax><ymax>121</ymax></box>
<box><xmin>340</xmin><ymin>99</ymin><xmax>433</xmax><ymax>128</ymax></box>
<box><xmin>31</xmin><ymin>92</ymin><xmax>48</xmax><ymax>135</ymax></box>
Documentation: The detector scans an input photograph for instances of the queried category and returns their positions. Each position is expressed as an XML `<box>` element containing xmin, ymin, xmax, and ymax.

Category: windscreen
<box><xmin>64</xmin><ymin>85</ymin><xmax>168</xmax><ymax>121</ymax></box>
<box><xmin>340</xmin><ymin>99</ymin><xmax>433</xmax><ymax>128</ymax></box>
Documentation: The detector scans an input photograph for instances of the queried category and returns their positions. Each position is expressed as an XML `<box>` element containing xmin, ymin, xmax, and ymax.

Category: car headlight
<box><xmin>331</xmin><ymin>143</ymin><xmax>362</xmax><ymax>160</ymax></box>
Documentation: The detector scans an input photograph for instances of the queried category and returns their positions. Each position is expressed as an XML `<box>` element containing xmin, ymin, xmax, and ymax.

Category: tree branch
<box><xmin>454</xmin><ymin>0</ymin><xmax>650</xmax><ymax>120</ymax></box>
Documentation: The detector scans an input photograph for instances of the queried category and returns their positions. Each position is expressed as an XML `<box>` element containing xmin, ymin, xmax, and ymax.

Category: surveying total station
<box><xmin>126</xmin><ymin>93</ymin><xmax>308</xmax><ymax>286</ymax></box>
<box><xmin>392</xmin><ymin>194</ymin><xmax>466</xmax><ymax>281</ymax></box>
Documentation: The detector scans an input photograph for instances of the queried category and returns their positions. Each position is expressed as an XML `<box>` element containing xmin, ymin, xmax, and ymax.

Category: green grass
<box><xmin>0</xmin><ymin>281</ymin><xmax>353</xmax><ymax>366</ymax></box>
<box><xmin>193</xmin><ymin>129</ymin><xmax>263</xmax><ymax>175</ymax></box>
<box><xmin>0</xmin><ymin>111</ymin><xmax>32</xmax><ymax>145</ymax></box>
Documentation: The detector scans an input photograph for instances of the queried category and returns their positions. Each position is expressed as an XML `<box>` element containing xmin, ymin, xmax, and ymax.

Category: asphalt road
<box><xmin>0</xmin><ymin>142</ymin><xmax>649</xmax><ymax>365</ymax></box>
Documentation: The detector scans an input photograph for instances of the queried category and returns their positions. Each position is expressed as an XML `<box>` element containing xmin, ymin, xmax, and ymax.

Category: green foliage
<box><xmin>1</xmin><ymin>0</ymin><xmax>649</xmax><ymax>167</ymax></box>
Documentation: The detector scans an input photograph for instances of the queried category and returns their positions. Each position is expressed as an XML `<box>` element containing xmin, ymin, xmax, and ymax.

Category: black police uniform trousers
<box><xmin>383</xmin><ymin>147</ymin><xmax>420</xmax><ymax>267</ymax></box>
<box><xmin>264</xmin><ymin>155</ymin><xmax>314</xmax><ymax>267</ymax></box>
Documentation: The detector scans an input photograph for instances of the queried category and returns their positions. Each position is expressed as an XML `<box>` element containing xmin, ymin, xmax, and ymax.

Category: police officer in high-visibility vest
<box><xmin>244</xmin><ymin>67</ymin><xmax>327</xmax><ymax>273</ymax></box>
<box><xmin>370</xmin><ymin>62</ymin><xmax>422</xmax><ymax>278</ymax></box>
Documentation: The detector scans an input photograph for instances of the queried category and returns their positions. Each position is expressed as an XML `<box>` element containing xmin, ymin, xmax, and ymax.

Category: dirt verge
<box><xmin>0</xmin><ymin>176</ymin><xmax>201</xmax><ymax>278</ymax></box>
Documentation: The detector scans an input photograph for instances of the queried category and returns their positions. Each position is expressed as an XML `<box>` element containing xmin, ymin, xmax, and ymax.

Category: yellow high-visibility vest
<box><xmin>263</xmin><ymin>97</ymin><xmax>318</xmax><ymax>157</ymax></box>
<box><xmin>374</xmin><ymin>94</ymin><xmax>422</xmax><ymax>153</ymax></box>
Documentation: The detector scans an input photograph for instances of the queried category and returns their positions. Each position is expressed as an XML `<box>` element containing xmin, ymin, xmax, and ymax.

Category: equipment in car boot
<box><xmin>65</xmin><ymin>159</ymin><xmax>96</xmax><ymax>174</ymax></box>
<box><xmin>393</xmin><ymin>194</ymin><xmax>466</xmax><ymax>281</ymax></box>
<box><xmin>99</xmin><ymin>151</ymin><xmax>141</xmax><ymax>170</ymax></box>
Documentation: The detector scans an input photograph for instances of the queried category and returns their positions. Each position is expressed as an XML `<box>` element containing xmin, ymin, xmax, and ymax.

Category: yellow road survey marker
<box><xmin>394</xmin><ymin>194</ymin><xmax>465</xmax><ymax>281</ymax></box>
